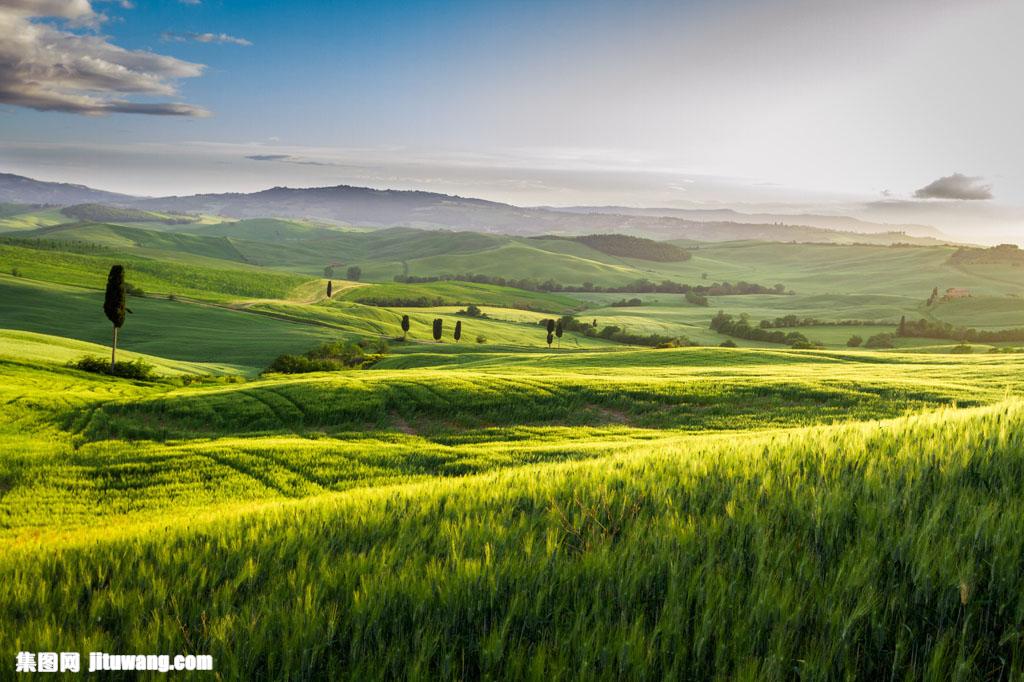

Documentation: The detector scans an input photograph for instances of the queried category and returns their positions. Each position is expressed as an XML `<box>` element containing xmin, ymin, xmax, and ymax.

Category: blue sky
<box><xmin>1</xmin><ymin>0</ymin><xmax>1023</xmax><ymax>240</ymax></box>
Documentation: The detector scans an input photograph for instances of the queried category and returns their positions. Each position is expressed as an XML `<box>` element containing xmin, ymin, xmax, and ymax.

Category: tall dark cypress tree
<box><xmin>326</xmin><ymin>280</ymin><xmax>333</xmax><ymax>298</ymax></box>
<box><xmin>454</xmin><ymin>320</ymin><xmax>462</xmax><ymax>342</ymax></box>
<box><xmin>103</xmin><ymin>265</ymin><xmax>127</xmax><ymax>371</ymax></box>
<box><xmin>432</xmin><ymin>318</ymin><xmax>443</xmax><ymax>341</ymax></box>
<box><xmin>555</xmin><ymin>320</ymin><xmax>563</xmax><ymax>347</ymax></box>
<box><xmin>546</xmin><ymin>331</ymin><xmax>554</xmax><ymax>348</ymax></box>
<box><xmin>401</xmin><ymin>314</ymin><xmax>410</xmax><ymax>340</ymax></box>
<box><xmin>898</xmin><ymin>315</ymin><xmax>907</xmax><ymax>336</ymax></box>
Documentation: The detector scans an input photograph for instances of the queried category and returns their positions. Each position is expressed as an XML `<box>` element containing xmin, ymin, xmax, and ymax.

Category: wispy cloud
<box><xmin>0</xmin><ymin>0</ymin><xmax>208</xmax><ymax>116</ymax></box>
<box><xmin>161</xmin><ymin>31</ymin><xmax>252</xmax><ymax>46</ymax></box>
<box><xmin>914</xmin><ymin>173</ymin><xmax>993</xmax><ymax>200</ymax></box>
<box><xmin>245</xmin><ymin>154</ymin><xmax>335</xmax><ymax>167</ymax></box>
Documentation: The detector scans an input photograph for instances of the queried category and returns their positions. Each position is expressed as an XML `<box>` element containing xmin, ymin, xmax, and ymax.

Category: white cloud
<box><xmin>0</xmin><ymin>0</ymin><xmax>209</xmax><ymax>116</ymax></box>
<box><xmin>161</xmin><ymin>31</ymin><xmax>252</xmax><ymax>46</ymax></box>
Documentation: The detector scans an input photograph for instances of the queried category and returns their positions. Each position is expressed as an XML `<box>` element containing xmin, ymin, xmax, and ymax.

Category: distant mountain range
<box><xmin>0</xmin><ymin>171</ymin><xmax>949</xmax><ymax>245</ymax></box>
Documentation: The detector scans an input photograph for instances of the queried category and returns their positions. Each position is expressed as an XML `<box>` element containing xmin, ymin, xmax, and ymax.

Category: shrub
<box><xmin>476</xmin><ymin>335</ymin><xmax>487</xmax><ymax>344</ymax></box>
<box><xmin>459</xmin><ymin>304</ymin><xmax>485</xmax><ymax>318</ymax></box>
<box><xmin>685</xmin><ymin>291</ymin><xmax>708</xmax><ymax>306</ymax></box>
<box><xmin>125</xmin><ymin>282</ymin><xmax>146</xmax><ymax>297</ymax></box>
<box><xmin>847</xmin><ymin>335</ymin><xmax>864</xmax><ymax>347</ymax></box>
<box><xmin>950</xmin><ymin>344</ymin><xmax>973</xmax><ymax>354</ymax></box>
<box><xmin>70</xmin><ymin>356</ymin><xmax>158</xmax><ymax>381</ymax></box>
<box><xmin>266</xmin><ymin>339</ymin><xmax>386</xmax><ymax>374</ymax></box>
<box><xmin>10</xmin><ymin>267</ymin><xmax>21</xmax><ymax>277</ymax></box>
<box><xmin>864</xmin><ymin>333</ymin><xmax>896</xmax><ymax>349</ymax></box>
<box><xmin>720</xmin><ymin>340</ymin><xmax>737</xmax><ymax>348</ymax></box>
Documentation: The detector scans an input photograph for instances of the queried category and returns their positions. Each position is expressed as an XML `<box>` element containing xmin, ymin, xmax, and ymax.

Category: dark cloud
<box><xmin>0</xmin><ymin>0</ymin><xmax>208</xmax><ymax>116</ymax></box>
<box><xmin>161</xmin><ymin>31</ymin><xmax>252</xmax><ymax>46</ymax></box>
<box><xmin>914</xmin><ymin>173</ymin><xmax>993</xmax><ymax>200</ymax></box>
<box><xmin>246</xmin><ymin>154</ymin><xmax>291</xmax><ymax>161</ymax></box>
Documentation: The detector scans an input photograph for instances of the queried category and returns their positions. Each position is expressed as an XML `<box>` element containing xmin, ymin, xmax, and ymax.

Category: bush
<box><xmin>476</xmin><ymin>335</ymin><xmax>487</xmax><ymax>344</ymax></box>
<box><xmin>556</xmin><ymin>315</ymin><xmax>693</xmax><ymax>348</ymax></box>
<box><xmin>685</xmin><ymin>291</ymin><xmax>709</xmax><ymax>306</ymax></box>
<box><xmin>459</xmin><ymin>304</ymin><xmax>485</xmax><ymax>318</ymax></box>
<box><xmin>950</xmin><ymin>344</ymin><xmax>973</xmax><ymax>354</ymax></box>
<box><xmin>70</xmin><ymin>356</ymin><xmax>158</xmax><ymax>381</ymax></box>
<box><xmin>125</xmin><ymin>282</ymin><xmax>146</xmax><ymax>297</ymax></box>
<box><xmin>720</xmin><ymin>340</ymin><xmax>737</xmax><ymax>348</ymax></box>
<box><xmin>847</xmin><ymin>335</ymin><xmax>863</xmax><ymax>347</ymax></box>
<box><xmin>864</xmin><ymin>333</ymin><xmax>896</xmax><ymax>349</ymax></box>
<box><xmin>267</xmin><ymin>339</ymin><xmax>386</xmax><ymax>374</ymax></box>
<box><xmin>10</xmin><ymin>267</ymin><xmax>21</xmax><ymax>277</ymax></box>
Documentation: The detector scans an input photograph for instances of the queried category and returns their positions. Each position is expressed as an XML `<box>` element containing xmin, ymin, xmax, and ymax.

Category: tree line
<box><xmin>760</xmin><ymin>315</ymin><xmax>897</xmax><ymax>329</ymax></box>
<box><xmin>710</xmin><ymin>311</ymin><xmax>820</xmax><ymax>348</ymax></box>
<box><xmin>896</xmin><ymin>317</ymin><xmax>1024</xmax><ymax>343</ymax></box>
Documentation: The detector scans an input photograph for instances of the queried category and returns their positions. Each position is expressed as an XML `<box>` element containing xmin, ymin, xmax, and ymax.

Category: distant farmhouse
<box><xmin>943</xmin><ymin>287</ymin><xmax>971</xmax><ymax>301</ymax></box>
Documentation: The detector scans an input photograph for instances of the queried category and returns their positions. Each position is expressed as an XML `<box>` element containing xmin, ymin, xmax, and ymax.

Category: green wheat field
<box><xmin>4</xmin><ymin>212</ymin><xmax>1024</xmax><ymax>679</ymax></box>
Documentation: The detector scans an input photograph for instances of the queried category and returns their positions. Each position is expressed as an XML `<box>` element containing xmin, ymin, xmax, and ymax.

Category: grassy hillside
<box><xmin>59</xmin><ymin>203</ymin><xmax>196</xmax><ymax>225</ymax></box>
<box><xmin>4</xmin><ymin>346</ymin><xmax>1024</xmax><ymax>676</ymax></box>
<box><xmin>335</xmin><ymin>280</ymin><xmax>581</xmax><ymax>313</ymax></box>
<box><xmin>0</xmin><ymin>277</ymin><xmax>339</xmax><ymax>372</ymax></box>
<box><xmin>0</xmin><ymin>205</ymin><xmax>68</xmax><ymax>231</ymax></box>
<box><xmin>0</xmin><ymin>329</ymin><xmax>240</xmax><ymax>376</ymax></box>
<box><xmin>0</xmin><ymin>241</ymin><xmax>313</xmax><ymax>301</ymax></box>
<box><xmin>18</xmin><ymin>221</ymin><xmax>259</xmax><ymax>264</ymax></box>
<box><xmin>183</xmin><ymin>217</ymin><xmax>346</xmax><ymax>241</ymax></box>
<box><xmin>0</xmin><ymin>276</ymin><xmax>607</xmax><ymax>373</ymax></box>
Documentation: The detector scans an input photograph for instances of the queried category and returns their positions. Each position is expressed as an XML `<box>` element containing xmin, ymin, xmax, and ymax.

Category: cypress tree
<box><xmin>546</xmin><ymin>319</ymin><xmax>555</xmax><ymax>334</ymax></box>
<box><xmin>898</xmin><ymin>315</ymin><xmax>907</xmax><ymax>336</ymax></box>
<box><xmin>432</xmin><ymin>318</ymin><xmax>443</xmax><ymax>341</ymax></box>
<box><xmin>454</xmin><ymin>320</ymin><xmax>462</xmax><ymax>342</ymax></box>
<box><xmin>555</xmin><ymin>320</ymin><xmax>563</xmax><ymax>347</ymax></box>
<box><xmin>401</xmin><ymin>314</ymin><xmax>410</xmax><ymax>340</ymax></box>
<box><xmin>326</xmin><ymin>280</ymin><xmax>333</xmax><ymax>298</ymax></box>
<box><xmin>546</xmin><ymin>331</ymin><xmax>554</xmax><ymax>348</ymax></box>
<box><xmin>103</xmin><ymin>265</ymin><xmax>128</xmax><ymax>371</ymax></box>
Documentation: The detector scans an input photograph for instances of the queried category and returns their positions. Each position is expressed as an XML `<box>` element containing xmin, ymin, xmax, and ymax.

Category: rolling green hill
<box><xmin>18</xmin><ymin>221</ymin><xmax>257</xmax><ymax>263</ymax></box>
<box><xmin>182</xmin><ymin>217</ymin><xmax>347</xmax><ymax>242</ymax></box>
<box><xmin>0</xmin><ymin>240</ymin><xmax>314</xmax><ymax>301</ymax></box>
<box><xmin>335</xmin><ymin>280</ymin><xmax>581</xmax><ymax>313</ymax></box>
<box><xmin>0</xmin><ymin>205</ymin><xmax>69</xmax><ymax>231</ymax></box>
